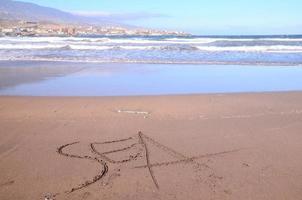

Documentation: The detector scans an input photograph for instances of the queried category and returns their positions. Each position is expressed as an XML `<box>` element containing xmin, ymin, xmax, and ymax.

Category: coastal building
<box><xmin>61</xmin><ymin>27</ymin><xmax>76</xmax><ymax>36</ymax></box>
<box><xmin>1</xmin><ymin>28</ymin><xmax>14</xmax><ymax>35</ymax></box>
<box><xmin>0</xmin><ymin>19</ymin><xmax>190</xmax><ymax>37</ymax></box>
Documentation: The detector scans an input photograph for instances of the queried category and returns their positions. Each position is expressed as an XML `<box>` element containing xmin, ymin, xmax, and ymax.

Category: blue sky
<box><xmin>20</xmin><ymin>0</ymin><xmax>302</xmax><ymax>35</ymax></box>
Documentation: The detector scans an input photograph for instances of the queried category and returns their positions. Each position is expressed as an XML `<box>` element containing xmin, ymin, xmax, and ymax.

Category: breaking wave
<box><xmin>1</xmin><ymin>35</ymin><xmax>302</xmax><ymax>65</ymax></box>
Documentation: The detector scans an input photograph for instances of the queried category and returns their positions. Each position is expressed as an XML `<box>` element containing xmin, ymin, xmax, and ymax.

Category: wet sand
<box><xmin>0</xmin><ymin>92</ymin><xmax>302</xmax><ymax>200</ymax></box>
<box><xmin>0</xmin><ymin>61</ymin><xmax>84</xmax><ymax>89</ymax></box>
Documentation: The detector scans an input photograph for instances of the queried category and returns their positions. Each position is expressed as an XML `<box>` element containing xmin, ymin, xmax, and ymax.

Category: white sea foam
<box><xmin>1</xmin><ymin>42</ymin><xmax>302</xmax><ymax>53</ymax></box>
<box><xmin>0</xmin><ymin>36</ymin><xmax>302</xmax><ymax>65</ymax></box>
<box><xmin>196</xmin><ymin>45</ymin><xmax>302</xmax><ymax>52</ymax></box>
<box><xmin>1</xmin><ymin>36</ymin><xmax>302</xmax><ymax>47</ymax></box>
<box><xmin>0</xmin><ymin>44</ymin><xmax>65</xmax><ymax>49</ymax></box>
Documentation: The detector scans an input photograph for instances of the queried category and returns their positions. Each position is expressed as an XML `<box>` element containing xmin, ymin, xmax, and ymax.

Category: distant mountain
<box><xmin>0</xmin><ymin>0</ymin><xmax>124</xmax><ymax>26</ymax></box>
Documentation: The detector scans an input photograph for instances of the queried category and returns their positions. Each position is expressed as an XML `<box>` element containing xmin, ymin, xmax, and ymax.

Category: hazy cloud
<box><xmin>71</xmin><ymin>11</ymin><xmax>167</xmax><ymax>22</ymax></box>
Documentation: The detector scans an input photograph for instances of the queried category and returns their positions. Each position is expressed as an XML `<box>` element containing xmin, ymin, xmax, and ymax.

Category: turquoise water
<box><xmin>0</xmin><ymin>62</ymin><xmax>302</xmax><ymax>96</ymax></box>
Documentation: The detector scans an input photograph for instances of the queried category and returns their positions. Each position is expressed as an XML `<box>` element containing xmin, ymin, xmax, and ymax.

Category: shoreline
<box><xmin>1</xmin><ymin>62</ymin><xmax>302</xmax><ymax>96</ymax></box>
<box><xmin>1</xmin><ymin>59</ymin><xmax>302</xmax><ymax>67</ymax></box>
<box><xmin>1</xmin><ymin>90</ymin><xmax>302</xmax><ymax>98</ymax></box>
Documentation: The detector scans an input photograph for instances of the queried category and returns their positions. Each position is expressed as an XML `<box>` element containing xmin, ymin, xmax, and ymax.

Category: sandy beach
<box><xmin>0</xmin><ymin>92</ymin><xmax>302</xmax><ymax>200</ymax></box>
<box><xmin>1</xmin><ymin>0</ymin><xmax>302</xmax><ymax>200</ymax></box>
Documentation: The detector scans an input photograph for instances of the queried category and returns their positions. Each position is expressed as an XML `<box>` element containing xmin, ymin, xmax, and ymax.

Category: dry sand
<box><xmin>0</xmin><ymin>92</ymin><xmax>302</xmax><ymax>200</ymax></box>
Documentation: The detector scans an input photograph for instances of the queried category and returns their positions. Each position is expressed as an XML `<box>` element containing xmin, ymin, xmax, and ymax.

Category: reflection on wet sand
<box><xmin>0</xmin><ymin>61</ymin><xmax>84</xmax><ymax>89</ymax></box>
<box><xmin>1</xmin><ymin>61</ymin><xmax>302</xmax><ymax>96</ymax></box>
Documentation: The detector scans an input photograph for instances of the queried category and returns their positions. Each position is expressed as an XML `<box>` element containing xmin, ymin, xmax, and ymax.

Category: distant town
<box><xmin>0</xmin><ymin>20</ymin><xmax>189</xmax><ymax>37</ymax></box>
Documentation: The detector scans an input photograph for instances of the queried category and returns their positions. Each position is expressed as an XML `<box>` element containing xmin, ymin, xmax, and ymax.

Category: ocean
<box><xmin>1</xmin><ymin>35</ymin><xmax>302</xmax><ymax>65</ymax></box>
<box><xmin>1</xmin><ymin>35</ymin><xmax>302</xmax><ymax>96</ymax></box>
